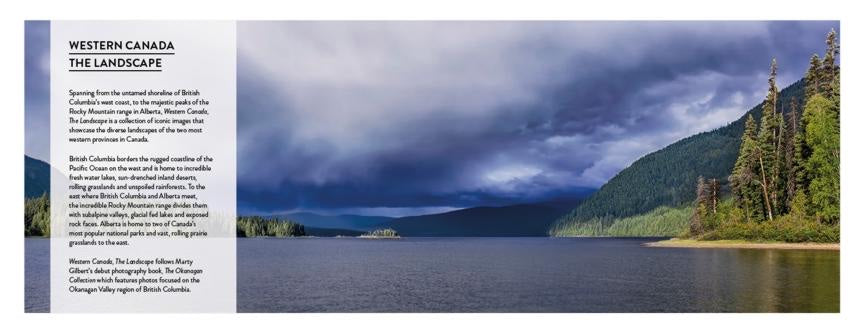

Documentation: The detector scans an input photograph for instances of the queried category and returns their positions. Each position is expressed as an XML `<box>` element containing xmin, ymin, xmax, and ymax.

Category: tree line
<box><xmin>24</xmin><ymin>193</ymin><xmax>50</xmax><ymax>237</ymax></box>
<box><xmin>24</xmin><ymin>197</ymin><xmax>307</xmax><ymax>238</ymax></box>
<box><xmin>360</xmin><ymin>228</ymin><xmax>400</xmax><ymax>238</ymax></box>
<box><xmin>236</xmin><ymin>216</ymin><xmax>306</xmax><ymax>237</ymax></box>
<box><xmin>360</xmin><ymin>227</ymin><xmax>399</xmax><ymax>238</ymax></box>
<box><xmin>691</xmin><ymin>30</ymin><xmax>839</xmax><ymax>242</ymax></box>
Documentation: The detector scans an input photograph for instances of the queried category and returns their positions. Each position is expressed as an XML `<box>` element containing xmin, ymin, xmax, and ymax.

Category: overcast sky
<box><xmin>25</xmin><ymin>21</ymin><xmax>49</xmax><ymax>162</ymax></box>
<box><xmin>236</xmin><ymin>21</ymin><xmax>838</xmax><ymax>216</ymax></box>
<box><xmin>25</xmin><ymin>21</ymin><xmax>839</xmax><ymax>217</ymax></box>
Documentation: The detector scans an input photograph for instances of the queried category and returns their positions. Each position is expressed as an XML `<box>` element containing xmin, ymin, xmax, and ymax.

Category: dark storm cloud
<box><xmin>236</xmin><ymin>21</ymin><xmax>837</xmax><ymax>215</ymax></box>
<box><xmin>25</xmin><ymin>21</ymin><xmax>50</xmax><ymax>162</ymax></box>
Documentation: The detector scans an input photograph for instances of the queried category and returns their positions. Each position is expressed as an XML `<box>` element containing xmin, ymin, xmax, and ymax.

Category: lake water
<box><xmin>26</xmin><ymin>237</ymin><xmax>840</xmax><ymax>312</ymax></box>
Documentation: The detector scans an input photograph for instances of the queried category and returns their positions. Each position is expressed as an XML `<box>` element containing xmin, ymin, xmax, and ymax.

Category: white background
<box><xmin>49</xmin><ymin>21</ymin><xmax>237</xmax><ymax>312</ymax></box>
<box><xmin>0</xmin><ymin>0</ymin><xmax>861</xmax><ymax>332</ymax></box>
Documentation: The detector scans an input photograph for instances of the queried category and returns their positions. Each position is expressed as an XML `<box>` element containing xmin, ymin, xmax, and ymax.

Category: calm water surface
<box><xmin>26</xmin><ymin>237</ymin><xmax>839</xmax><ymax>312</ymax></box>
<box><xmin>25</xmin><ymin>238</ymin><xmax>49</xmax><ymax>312</ymax></box>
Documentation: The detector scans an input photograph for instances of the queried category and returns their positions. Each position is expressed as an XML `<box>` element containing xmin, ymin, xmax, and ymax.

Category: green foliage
<box><xmin>690</xmin><ymin>176</ymin><xmax>707</xmax><ymax>235</ymax></box>
<box><xmin>361</xmin><ymin>228</ymin><xmax>400</xmax><ymax>238</ymax></box>
<box><xmin>820</xmin><ymin>29</ymin><xmax>840</xmax><ymax>100</ymax></box>
<box><xmin>690</xmin><ymin>29</ymin><xmax>840</xmax><ymax>242</ymax></box>
<box><xmin>24</xmin><ymin>193</ymin><xmax>50</xmax><ymax>237</ymax></box>
<box><xmin>552</xmin><ymin>79</ymin><xmax>805</xmax><ymax>235</ymax></box>
<box><xmin>700</xmin><ymin>217</ymin><xmax>839</xmax><ymax>243</ymax></box>
<box><xmin>549</xmin><ymin>216</ymin><xmax>610</xmax><ymax>236</ymax></box>
<box><xmin>23</xmin><ymin>201</ymin><xmax>306</xmax><ymax>239</ymax></box>
<box><xmin>606</xmin><ymin>206</ymin><xmax>692</xmax><ymax>237</ymax></box>
<box><xmin>237</xmin><ymin>216</ymin><xmax>306</xmax><ymax>237</ymax></box>
<box><xmin>730</xmin><ymin>114</ymin><xmax>764</xmax><ymax>221</ymax></box>
<box><xmin>784</xmin><ymin>102</ymin><xmax>805</xmax><ymax>211</ymax></box>
<box><xmin>731</xmin><ymin>58</ymin><xmax>788</xmax><ymax>222</ymax></box>
<box><xmin>682</xmin><ymin>197</ymin><xmax>839</xmax><ymax>243</ymax></box>
<box><xmin>691</xmin><ymin>177</ymin><xmax>724</xmax><ymax>235</ymax></box>
<box><xmin>552</xmin><ymin>80</ymin><xmax>804</xmax><ymax>233</ymax></box>
<box><xmin>803</xmin><ymin>94</ymin><xmax>840</xmax><ymax>224</ymax></box>
<box><xmin>805</xmin><ymin>54</ymin><xmax>822</xmax><ymax>101</ymax></box>
<box><xmin>556</xmin><ymin>29</ymin><xmax>839</xmax><ymax>244</ymax></box>
<box><xmin>551</xmin><ymin>205</ymin><xmax>691</xmax><ymax>237</ymax></box>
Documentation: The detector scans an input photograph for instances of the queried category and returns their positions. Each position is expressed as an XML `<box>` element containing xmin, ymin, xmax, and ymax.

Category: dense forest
<box><xmin>24</xmin><ymin>193</ymin><xmax>50</xmax><ymax>237</ymax></box>
<box><xmin>387</xmin><ymin>203</ymin><xmax>577</xmax><ymax>237</ymax></box>
<box><xmin>236</xmin><ymin>216</ymin><xmax>306</xmax><ymax>237</ymax></box>
<box><xmin>550</xmin><ymin>205</ymin><xmax>692</xmax><ymax>237</ymax></box>
<box><xmin>24</xmin><ymin>199</ymin><xmax>308</xmax><ymax>238</ymax></box>
<box><xmin>553</xmin><ymin>30</ymin><xmax>839</xmax><ymax>242</ymax></box>
<box><xmin>552</xmin><ymin>82</ymin><xmax>805</xmax><ymax>235</ymax></box>
<box><xmin>689</xmin><ymin>30</ymin><xmax>840</xmax><ymax>243</ymax></box>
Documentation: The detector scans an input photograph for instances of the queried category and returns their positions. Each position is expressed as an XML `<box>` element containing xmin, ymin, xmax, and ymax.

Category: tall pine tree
<box><xmin>730</xmin><ymin>114</ymin><xmax>763</xmax><ymax>222</ymax></box>
<box><xmin>805</xmin><ymin>54</ymin><xmax>822</xmax><ymax>102</ymax></box>
<box><xmin>821</xmin><ymin>29</ymin><xmax>839</xmax><ymax>101</ymax></box>
<box><xmin>800</xmin><ymin>29</ymin><xmax>840</xmax><ymax>224</ymax></box>
<box><xmin>783</xmin><ymin>100</ymin><xmax>803</xmax><ymax>210</ymax></box>
<box><xmin>754</xmin><ymin>59</ymin><xmax>781</xmax><ymax>221</ymax></box>
<box><xmin>776</xmin><ymin>106</ymin><xmax>789</xmax><ymax>214</ymax></box>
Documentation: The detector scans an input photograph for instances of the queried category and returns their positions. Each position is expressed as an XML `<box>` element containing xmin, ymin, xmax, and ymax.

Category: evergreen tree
<box><xmin>822</xmin><ymin>29</ymin><xmax>841</xmax><ymax>128</ymax></box>
<box><xmin>24</xmin><ymin>193</ymin><xmax>50</xmax><ymax>237</ymax></box>
<box><xmin>755</xmin><ymin>120</ymin><xmax>775</xmax><ymax>221</ymax></box>
<box><xmin>783</xmin><ymin>100</ymin><xmax>803</xmax><ymax>210</ymax></box>
<box><xmin>805</xmin><ymin>54</ymin><xmax>822</xmax><ymax>102</ymax></box>
<box><xmin>821</xmin><ymin>29</ymin><xmax>839</xmax><ymax>100</ymax></box>
<box><xmin>236</xmin><ymin>216</ymin><xmax>306</xmax><ymax>237</ymax></box>
<box><xmin>754</xmin><ymin>59</ymin><xmax>780</xmax><ymax>221</ymax></box>
<box><xmin>730</xmin><ymin>114</ymin><xmax>763</xmax><ymax>222</ymax></box>
<box><xmin>774</xmin><ymin>105</ymin><xmax>788</xmax><ymax>214</ymax></box>
<box><xmin>559</xmin><ymin>29</ymin><xmax>840</xmax><ymax>240</ymax></box>
<box><xmin>691</xmin><ymin>176</ymin><xmax>707</xmax><ymax>236</ymax></box>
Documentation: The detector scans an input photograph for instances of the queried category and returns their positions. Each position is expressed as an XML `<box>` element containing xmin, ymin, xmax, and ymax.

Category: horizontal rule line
<box><xmin>68</xmin><ymin>52</ymin><xmax>176</xmax><ymax>55</ymax></box>
<box><xmin>69</xmin><ymin>69</ymin><xmax>162</xmax><ymax>72</ymax></box>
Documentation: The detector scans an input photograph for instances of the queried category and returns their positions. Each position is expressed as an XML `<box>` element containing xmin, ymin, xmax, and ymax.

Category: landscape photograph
<box><xmin>26</xmin><ymin>21</ymin><xmax>840</xmax><ymax>312</ymax></box>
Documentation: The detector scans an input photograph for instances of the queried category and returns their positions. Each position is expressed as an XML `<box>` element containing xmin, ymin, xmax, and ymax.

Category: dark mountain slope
<box><xmin>304</xmin><ymin>226</ymin><xmax>364</xmax><ymax>237</ymax></box>
<box><xmin>387</xmin><ymin>203</ymin><xmax>575</xmax><ymax>237</ymax></box>
<box><xmin>271</xmin><ymin>212</ymin><xmax>393</xmax><ymax>231</ymax></box>
<box><xmin>25</xmin><ymin>155</ymin><xmax>50</xmax><ymax>198</ymax></box>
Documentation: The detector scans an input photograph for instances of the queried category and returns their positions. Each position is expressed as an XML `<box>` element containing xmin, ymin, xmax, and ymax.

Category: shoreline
<box><xmin>643</xmin><ymin>238</ymin><xmax>839</xmax><ymax>251</ymax></box>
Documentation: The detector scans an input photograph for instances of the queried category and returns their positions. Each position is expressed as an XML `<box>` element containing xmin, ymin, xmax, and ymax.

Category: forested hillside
<box><xmin>25</xmin><ymin>156</ymin><xmax>51</xmax><ymax>237</ymax></box>
<box><xmin>389</xmin><ymin>203</ymin><xmax>574</xmax><ymax>237</ymax></box>
<box><xmin>25</xmin><ymin>155</ymin><xmax>50</xmax><ymax>199</ymax></box>
<box><xmin>688</xmin><ymin>30</ymin><xmax>840</xmax><ymax>242</ymax></box>
<box><xmin>550</xmin><ymin>205</ymin><xmax>692</xmax><ymax>237</ymax></box>
<box><xmin>554</xmin><ymin>29</ymin><xmax>839</xmax><ymax>241</ymax></box>
<box><xmin>552</xmin><ymin>79</ymin><xmax>804</xmax><ymax>234</ymax></box>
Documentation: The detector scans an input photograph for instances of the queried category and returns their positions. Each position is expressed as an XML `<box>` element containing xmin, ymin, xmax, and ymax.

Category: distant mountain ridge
<box><xmin>28</xmin><ymin>154</ymin><xmax>591</xmax><ymax>237</ymax></box>
<box><xmin>25</xmin><ymin>155</ymin><xmax>50</xmax><ymax>198</ymax></box>
<box><xmin>273</xmin><ymin>191</ymin><xmax>593</xmax><ymax>237</ymax></box>
<box><xmin>554</xmin><ymin>79</ymin><xmax>805</xmax><ymax>231</ymax></box>
<box><xmin>270</xmin><ymin>212</ymin><xmax>392</xmax><ymax>231</ymax></box>
<box><xmin>386</xmin><ymin>203</ymin><xmax>577</xmax><ymax>237</ymax></box>
<box><xmin>304</xmin><ymin>226</ymin><xmax>365</xmax><ymax>237</ymax></box>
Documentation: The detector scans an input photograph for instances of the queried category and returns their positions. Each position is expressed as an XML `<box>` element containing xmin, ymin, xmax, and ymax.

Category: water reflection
<box><xmin>691</xmin><ymin>249</ymin><xmax>839</xmax><ymax>312</ymax></box>
<box><xmin>25</xmin><ymin>238</ymin><xmax>839</xmax><ymax>313</ymax></box>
